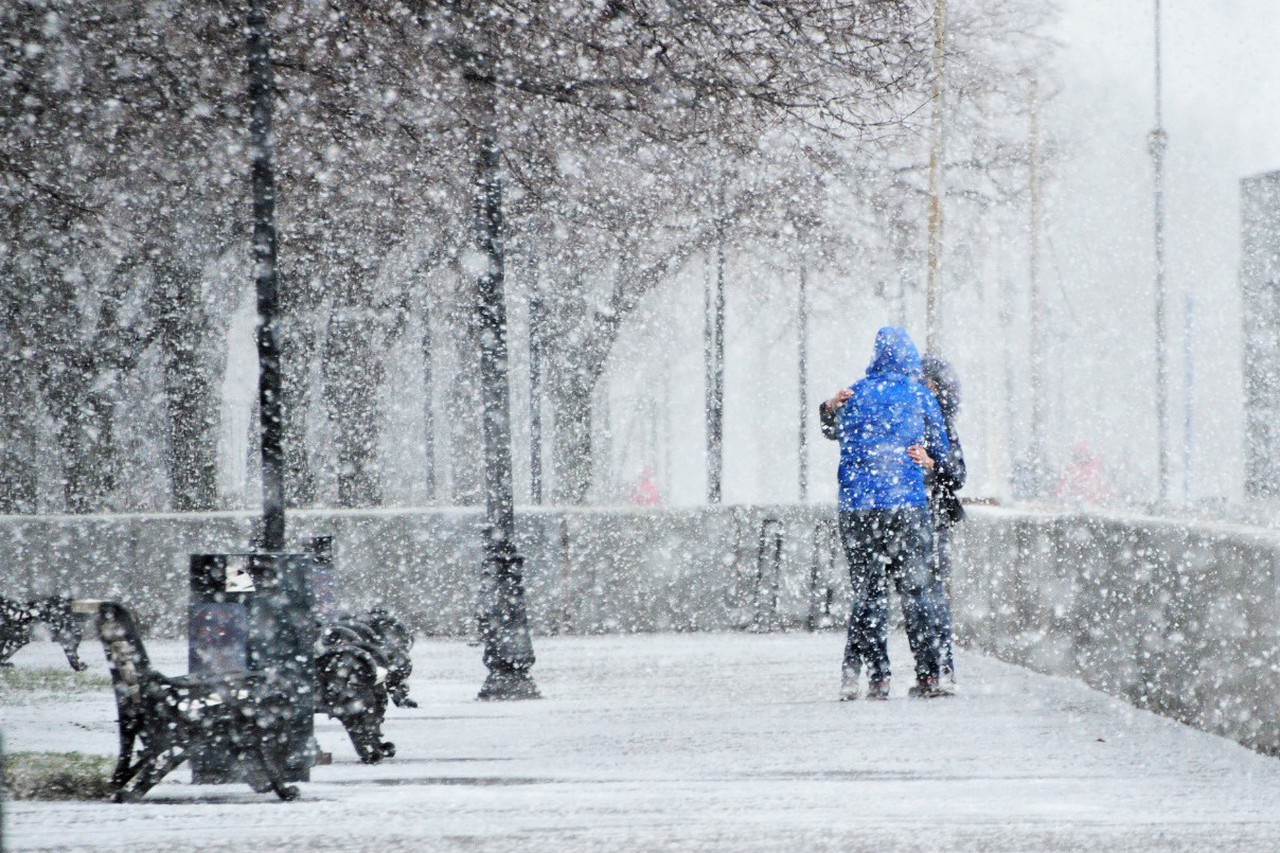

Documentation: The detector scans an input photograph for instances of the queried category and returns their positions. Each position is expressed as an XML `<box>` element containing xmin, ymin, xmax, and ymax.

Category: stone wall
<box><xmin>0</xmin><ymin>505</ymin><xmax>845</xmax><ymax>637</ymax></box>
<box><xmin>2</xmin><ymin>503</ymin><xmax>1277</xmax><ymax>755</ymax></box>
<box><xmin>952</xmin><ymin>506</ymin><xmax>1280</xmax><ymax>757</ymax></box>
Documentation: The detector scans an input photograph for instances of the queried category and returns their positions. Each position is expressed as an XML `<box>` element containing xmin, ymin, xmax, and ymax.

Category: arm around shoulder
<box><xmin>819</xmin><ymin>387</ymin><xmax>852</xmax><ymax>441</ymax></box>
<box><xmin>935</xmin><ymin>421</ymin><xmax>966</xmax><ymax>491</ymax></box>
<box><xmin>819</xmin><ymin>401</ymin><xmax>839</xmax><ymax>440</ymax></box>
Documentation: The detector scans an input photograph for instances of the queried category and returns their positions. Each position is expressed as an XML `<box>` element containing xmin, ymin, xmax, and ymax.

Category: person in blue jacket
<box><xmin>819</xmin><ymin>327</ymin><xmax>950</xmax><ymax>700</ymax></box>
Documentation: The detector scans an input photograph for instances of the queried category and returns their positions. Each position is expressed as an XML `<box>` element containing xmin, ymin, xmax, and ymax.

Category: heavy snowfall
<box><xmin>2</xmin><ymin>0</ymin><xmax>1280</xmax><ymax>850</ymax></box>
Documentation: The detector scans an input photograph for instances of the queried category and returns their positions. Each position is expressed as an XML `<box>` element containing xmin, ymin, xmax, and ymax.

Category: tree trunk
<box><xmin>0</xmin><ymin>343</ymin><xmax>38</xmax><ymax>514</ymax></box>
<box><xmin>444</xmin><ymin>288</ymin><xmax>484</xmax><ymax>505</ymax></box>
<box><xmin>156</xmin><ymin>265</ymin><xmax>221</xmax><ymax>512</ymax></box>
<box><xmin>421</xmin><ymin>295</ymin><xmax>437</xmax><ymax>502</ymax></box>
<box><xmin>9</xmin><ymin>272</ymin><xmax>117</xmax><ymax>514</ymax></box>
<box><xmin>550</xmin><ymin>375</ymin><xmax>594</xmax><ymax>506</ymax></box>
<box><xmin>322</xmin><ymin>305</ymin><xmax>384</xmax><ymax>508</ymax></box>
<box><xmin>281</xmin><ymin>317</ymin><xmax>318</xmax><ymax>507</ymax></box>
<box><xmin>53</xmin><ymin>380</ymin><xmax>117</xmax><ymax>514</ymax></box>
<box><xmin>541</xmin><ymin>238</ymin><xmax>710</xmax><ymax>508</ymax></box>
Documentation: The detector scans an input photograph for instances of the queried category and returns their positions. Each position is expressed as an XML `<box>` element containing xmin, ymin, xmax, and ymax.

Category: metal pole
<box><xmin>925</xmin><ymin>0</ymin><xmax>948</xmax><ymax>353</ymax></box>
<box><xmin>982</xmin><ymin>259</ymin><xmax>1006</xmax><ymax>496</ymax></box>
<box><xmin>1183</xmin><ymin>293</ymin><xmax>1195</xmax><ymax>504</ymax></box>
<box><xmin>797</xmin><ymin>266</ymin><xmax>809</xmax><ymax>503</ymax></box>
<box><xmin>1028</xmin><ymin>77</ymin><xmax>1046</xmax><ymax>493</ymax></box>
<box><xmin>247</xmin><ymin>0</ymin><xmax>284</xmax><ymax>552</ymax></box>
<box><xmin>710</xmin><ymin>209</ymin><xmax>726</xmax><ymax>504</ymax></box>
<box><xmin>703</xmin><ymin>253</ymin><xmax>715</xmax><ymax>503</ymax></box>
<box><xmin>1150</xmin><ymin>0</ymin><xmax>1172</xmax><ymax>504</ymax></box>
<box><xmin>473</xmin><ymin>73</ymin><xmax>538</xmax><ymax>700</ymax></box>
<box><xmin>1000</xmin><ymin>274</ymin><xmax>1019</xmax><ymax>498</ymax></box>
<box><xmin>706</xmin><ymin>187</ymin><xmax>726</xmax><ymax>505</ymax></box>
<box><xmin>662</xmin><ymin>356</ymin><xmax>672</xmax><ymax>500</ymax></box>
<box><xmin>529</xmin><ymin>292</ymin><xmax>544</xmax><ymax>505</ymax></box>
<box><xmin>239</xmin><ymin>3</ymin><xmax>319</xmax><ymax>784</ymax></box>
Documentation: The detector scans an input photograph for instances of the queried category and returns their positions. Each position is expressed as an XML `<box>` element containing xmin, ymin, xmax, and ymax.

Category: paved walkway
<box><xmin>5</xmin><ymin>632</ymin><xmax>1280</xmax><ymax>852</ymax></box>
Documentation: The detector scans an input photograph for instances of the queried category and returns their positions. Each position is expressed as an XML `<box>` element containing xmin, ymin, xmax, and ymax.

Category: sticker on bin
<box><xmin>225</xmin><ymin>556</ymin><xmax>255</xmax><ymax>593</ymax></box>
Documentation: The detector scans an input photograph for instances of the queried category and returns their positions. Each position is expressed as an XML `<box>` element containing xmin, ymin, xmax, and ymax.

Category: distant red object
<box><xmin>1054</xmin><ymin>441</ymin><xmax>1114</xmax><ymax>505</ymax></box>
<box><xmin>631</xmin><ymin>467</ymin><xmax>663</xmax><ymax>506</ymax></box>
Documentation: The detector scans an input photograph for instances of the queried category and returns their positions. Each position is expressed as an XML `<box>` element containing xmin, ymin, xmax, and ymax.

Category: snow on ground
<box><xmin>4</xmin><ymin>631</ymin><xmax>1280</xmax><ymax>852</ymax></box>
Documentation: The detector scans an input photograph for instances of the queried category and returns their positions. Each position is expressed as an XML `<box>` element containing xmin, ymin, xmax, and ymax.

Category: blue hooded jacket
<box><xmin>836</xmin><ymin>327</ymin><xmax>949</xmax><ymax>511</ymax></box>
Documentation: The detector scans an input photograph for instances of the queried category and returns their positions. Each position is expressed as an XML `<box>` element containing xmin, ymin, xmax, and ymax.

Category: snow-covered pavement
<box><xmin>5</xmin><ymin>631</ymin><xmax>1280</xmax><ymax>852</ymax></box>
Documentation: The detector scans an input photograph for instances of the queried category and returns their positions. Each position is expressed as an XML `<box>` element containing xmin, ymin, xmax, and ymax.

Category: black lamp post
<box><xmin>245</xmin><ymin>0</ymin><xmax>316</xmax><ymax>779</ymax></box>
<box><xmin>471</xmin><ymin>66</ymin><xmax>539</xmax><ymax>701</ymax></box>
<box><xmin>248</xmin><ymin>0</ymin><xmax>284</xmax><ymax>552</ymax></box>
<box><xmin>186</xmin><ymin>0</ymin><xmax>316</xmax><ymax>785</ymax></box>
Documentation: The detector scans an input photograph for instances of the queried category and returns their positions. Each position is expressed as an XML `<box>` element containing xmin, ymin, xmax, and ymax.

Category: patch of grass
<box><xmin>4</xmin><ymin>752</ymin><xmax>114</xmax><ymax>801</ymax></box>
<box><xmin>0</xmin><ymin>666</ymin><xmax>111</xmax><ymax>700</ymax></box>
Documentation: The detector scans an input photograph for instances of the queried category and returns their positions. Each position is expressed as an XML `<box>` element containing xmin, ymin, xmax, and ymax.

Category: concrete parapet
<box><xmin>952</xmin><ymin>506</ymin><xmax>1280</xmax><ymax>757</ymax></box>
<box><xmin>1</xmin><ymin>502</ymin><xmax>1276</xmax><ymax>755</ymax></box>
<box><xmin>0</xmin><ymin>504</ymin><xmax>845</xmax><ymax>638</ymax></box>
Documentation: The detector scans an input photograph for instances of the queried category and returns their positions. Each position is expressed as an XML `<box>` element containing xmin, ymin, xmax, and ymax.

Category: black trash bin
<box><xmin>189</xmin><ymin>551</ymin><xmax>318</xmax><ymax>784</ymax></box>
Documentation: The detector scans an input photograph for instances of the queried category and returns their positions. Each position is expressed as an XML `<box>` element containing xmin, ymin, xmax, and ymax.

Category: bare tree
<box><xmin>398</xmin><ymin>0</ymin><xmax>933</xmax><ymax>504</ymax></box>
<box><xmin>0</xmin><ymin>0</ymin><xmax>1059</xmax><ymax>518</ymax></box>
<box><xmin>1</xmin><ymin>0</ymin><xmax>244</xmax><ymax>512</ymax></box>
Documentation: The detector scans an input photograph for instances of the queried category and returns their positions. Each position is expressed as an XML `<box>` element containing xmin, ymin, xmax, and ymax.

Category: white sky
<box><xmin>1039</xmin><ymin>0</ymin><xmax>1280</xmax><ymax>504</ymax></box>
<box><xmin>208</xmin><ymin>1</ymin><xmax>1280</xmax><ymax>511</ymax></box>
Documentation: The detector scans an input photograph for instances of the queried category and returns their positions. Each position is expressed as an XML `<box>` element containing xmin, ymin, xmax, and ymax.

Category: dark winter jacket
<box><xmin>820</xmin><ymin>327</ymin><xmax>949</xmax><ymax>511</ymax></box>
<box><xmin>921</xmin><ymin>354</ymin><xmax>966</xmax><ymax>526</ymax></box>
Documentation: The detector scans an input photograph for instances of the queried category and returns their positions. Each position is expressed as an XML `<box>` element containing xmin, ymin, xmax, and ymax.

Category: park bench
<box><xmin>77</xmin><ymin>599</ymin><xmax>300</xmax><ymax>802</ymax></box>
<box><xmin>329</xmin><ymin>607</ymin><xmax>417</xmax><ymax>708</ymax></box>
<box><xmin>315</xmin><ymin>608</ymin><xmax>415</xmax><ymax>763</ymax></box>
<box><xmin>0</xmin><ymin>595</ymin><xmax>88</xmax><ymax>671</ymax></box>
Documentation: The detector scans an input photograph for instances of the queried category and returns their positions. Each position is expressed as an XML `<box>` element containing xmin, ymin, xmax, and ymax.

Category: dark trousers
<box><xmin>839</xmin><ymin>507</ymin><xmax>942</xmax><ymax>684</ymax></box>
<box><xmin>931</xmin><ymin>523</ymin><xmax>955</xmax><ymax>676</ymax></box>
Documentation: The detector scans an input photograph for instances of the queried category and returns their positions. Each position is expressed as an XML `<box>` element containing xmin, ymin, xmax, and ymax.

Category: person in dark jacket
<box><xmin>819</xmin><ymin>327</ymin><xmax>951</xmax><ymax>700</ymax></box>
<box><xmin>911</xmin><ymin>353</ymin><xmax>966</xmax><ymax>685</ymax></box>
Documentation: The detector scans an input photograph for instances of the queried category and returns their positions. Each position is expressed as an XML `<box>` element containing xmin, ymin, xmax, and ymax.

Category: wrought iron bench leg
<box><xmin>244</xmin><ymin>746</ymin><xmax>299</xmax><ymax>801</ymax></box>
<box><xmin>113</xmin><ymin>742</ymin><xmax>175</xmax><ymax>803</ymax></box>
<box><xmin>111</xmin><ymin>728</ymin><xmax>139</xmax><ymax>790</ymax></box>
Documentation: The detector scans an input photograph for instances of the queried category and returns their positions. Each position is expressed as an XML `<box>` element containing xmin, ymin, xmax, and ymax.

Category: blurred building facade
<box><xmin>1241</xmin><ymin>170</ymin><xmax>1280</xmax><ymax>499</ymax></box>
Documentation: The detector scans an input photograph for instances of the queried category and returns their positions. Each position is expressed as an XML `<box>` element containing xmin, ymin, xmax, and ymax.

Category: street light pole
<box><xmin>1150</xmin><ymin>0</ymin><xmax>1172</xmax><ymax>504</ymax></box>
<box><xmin>925</xmin><ymin>0</ymin><xmax>948</xmax><ymax>354</ymax></box>
<box><xmin>1028</xmin><ymin>77</ymin><xmax>1046</xmax><ymax>493</ymax></box>
<box><xmin>528</xmin><ymin>291</ymin><xmax>544</xmax><ymax>505</ymax></box>
<box><xmin>242</xmin><ymin>0</ymin><xmax>316</xmax><ymax>784</ymax></box>
<box><xmin>706</xmin><ymin>188</ymin><xmax>726</xmax><ymax>505</ymax></box>
<box><xmin>471</xmin><ymin>57</ymin><xmax>538</xmax><ymax>700</ymax></box>
<box><xmin>247</xmin><ymin>0</ymin><xmax>284</xmax><ymax>552</ymax></box>
<box><xmin>1182</xmin><ymin>293</ymin><xmax>1195</xmax><ymax>505</ymax></box>
<box><xmin>797</xmin><ymin>266</ymin><xmax>809</xmax><ymax>503</ymax></box>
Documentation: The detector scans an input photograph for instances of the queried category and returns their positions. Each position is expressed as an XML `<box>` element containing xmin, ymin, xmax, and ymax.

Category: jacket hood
<box><xmin>866</xmin><ymin>326</ymin><xmax>922</xmax><ymax>378</ymax></box>
<box><xmin>922</xmin><ymin>353</ymin><xmax>961</xmax><ymax>418</ymax></box>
